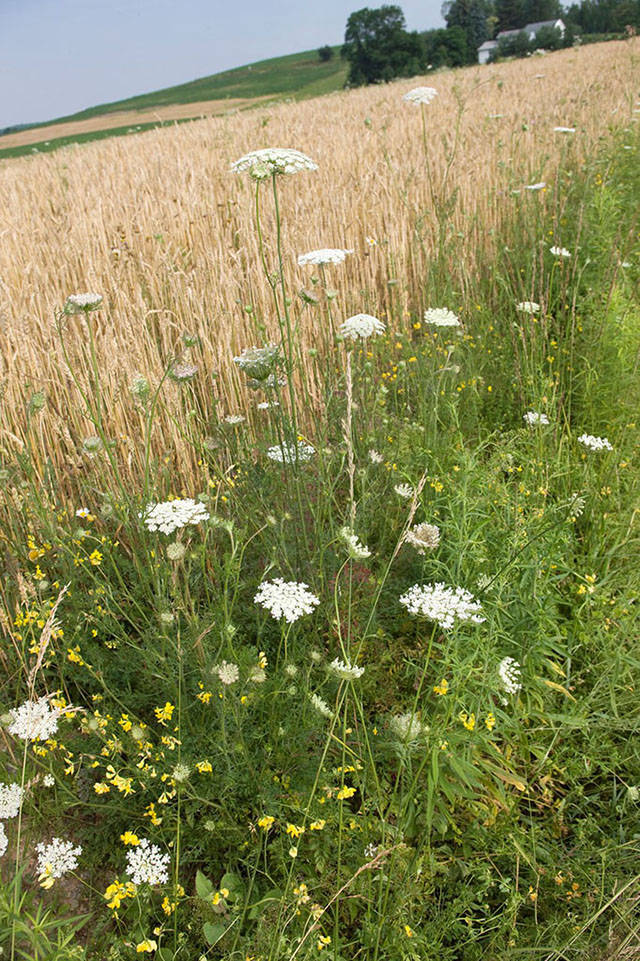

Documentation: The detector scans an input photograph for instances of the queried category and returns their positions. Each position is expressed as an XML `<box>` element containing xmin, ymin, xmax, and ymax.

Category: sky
<box><xmin>0</xmin><ymin>0</ymin><xmax>445</xmax><ymax>129</ymax></box>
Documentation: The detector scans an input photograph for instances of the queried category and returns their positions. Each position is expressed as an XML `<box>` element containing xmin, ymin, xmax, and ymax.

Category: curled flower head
<box><xmin>339</xmin><ymin>526</ymin><xmax>371</xmax><ymax>560</ymax></box>
<box><xmin>297</xmin><ymin>248</ymin><xmax>353</xmax><ymax>266</ymax></box>
<box><xmin>233</xmin><ymin>344</ymin><xmax>279</xmax><ymax>381</ymax></box>
<box><xmin>423</xmin><ymin>307</ymin><xmax>460</xmax><ymax>327</ymax></box>
<box><xmin>403</xmin><ymin>86</ymin><xmax>438</xmax><ymax>105</ymax></box>
<box><xmin>231</xmin><ymin>148</ymin><xmax>318</xmax><ymax>178</ymax></box>
<box><xmin>339</xmin><ymin>314</ymin><xmax>386</xmax><ymax>341</ymax></box>
<box><xmin>394</xmin><ymin>483</ymin><xmax>414</xmax><ymax>499</ymax></box>
<box><xmin>64</xmin><ymin>293</ymin><xmax>103</xmax><ymax>314</ymax></box>
<box><xmin>254</xmin><ymin>578</ymin><xmax>320</xmax><ymax>623</ymax></box>
<box><xmin>169</xmin><ymin>361</ymin><xmax>198</xmax><ymax>383</ymax></box>
<box><xmin>389</xmin><ymin>712</ymin><xmax>426</xmax><ymax>744</ymax></box>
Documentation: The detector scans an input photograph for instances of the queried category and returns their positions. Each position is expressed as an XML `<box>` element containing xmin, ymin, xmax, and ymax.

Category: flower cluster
<box><xmin>233</xmin><ymin>344</ymin><xmax>279</xmax><ymax>382</ymax></box>
<box><xmin>498</xmin><ymin>656</ymin><xmax>522</xmax><ymax>695</ymax></box>
<box><xmin>404</xmin><ymin>522</ymin><xmax>440</xmax><ymax>553</ymax></box>
<box><xmin>402</xmin><ymin>86</ymin><xmax>438</xmax><ymax>105</ymax></box>
<box><xmin>578</xmin><ymin>433</ymin><xmax>612</xmax><ymax>452</ymax></box>
<box><xmin>329</xmin><ymin>658</ymin><xmax>365</xmax><ymax>680</ymax></box>
<box><xmin>516</xmin><ymin>301</ymin><xmax>540</xmax><ymax>313</ymax></box>
<box><xmin>125</xmin><ymin>838</ymin><xmax>170</xmax><ymax>885</ymax></box>
<box><xmin>36</xmin><ymin>838</ymin><xmax>82</xmax><ymax>882</ymax></box>
<box><xmin>394</xmin><ymin>483</ymin><xmax>414</xmax><ymax>499</ymax></box>
<box><xmin>9</xmin><ymin>697</ymin><xmax>61</xmax><ymax>741</ymax></box>
<box><xmin>399</xmin><ymin>583</ymin><xmax>485</xmax><ymax>630</ymax></box>
<box><xmin>231</xmin><ymin>148</ymin><xmax>318</xmax><ymax>178</ymax></box>
<box><xmin>0</xmin><ymin>782</ymin><xmax>24</xmax><ymax>819</ymax></box>
<box><xmin>310</xmin><ymin>693</ymin><xmax>333</xmax><ymax>718</ymax></box>
<box><xmin>423</xmin><ymin>307</ymin><xmax>460</xmax><ymax>327</ymax></box>
<box><xmin>339</xmin><ymin>313</ymin><xmax>386</xmax><ymax>341</ymax></box>
<box><xmin>141</xmin><ymin>498</ymin><xmax>210</xmax><ymax>535</ymax></box>
<box><xmin>215</xmin><ymin>661</ymin><xmax>240</xmax><ymax>685</ymax></box>
<box><xmin>549</xmin><ymin>245</ymin><xmax>571</xmax><ymax>258</ymax></box>
<box><xmin>389</xmin><ymin>713</ymin><xmax>426</xmax><ymax>744</ymax></box>
<box><xmin>64</xmin><ymin>293</ymin><xmax>103</xmax><ymax>314</ymax></box>
<box><xmin>254</xmin><ymin>579</ymin><xmax>320</xmax><ymax>623</ymax></box>
<box><xmin>339</xmin><ymin>526</ymin><xmax>372</xmax><ymax>560</ymax></box>
<box><xmin>523</xmin><ymin>411</ymin><xmax>549</xmax><ymax>426</ymax></box>
<box><xmin>169</xmin><ymin>362</ymin><xmax>198</xmax><ymax>382</ymax></box>
<box><xmin>266</xmin><ymin>441</ymin><xmax>316</xmax><ymax>464</ymax></box>
<box><xmin>297</xmin><ymin>248</ymin><xmax>353</xmax><ymax>266</ymax></box>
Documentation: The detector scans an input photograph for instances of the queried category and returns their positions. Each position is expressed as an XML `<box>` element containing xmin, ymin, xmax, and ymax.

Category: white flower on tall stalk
<box><xmin>524</xmin><ymin>182</ymin><xmax>546</xmax><ymax>191</ymax></box>
<box><xmin>75</xmin><ymin>507</ymin><xmax>92</xmax><ymax>518</ymax></box>
<box><xmin>329</xmin><ymin>658</ymin><xmax>365</xmax><ymax>681</ymax></box>
<box><xmin>399</xmin><ymin>583</ymin><xmax>485</xmax><ymax>630</ymax></box>
<box><xmin>0</xmin><ymin>824</ymin><xmax>7</xmax><ymax>859</ymax></box>
<box><xmin>257</xmin><ymin>401</ymin><xmax>279</xmax><ymax>409</ymax></box>
<box><xmin>404</xmin><ymin>522</ymin><xmax>440</xmax><ymax>554</ymax></box>
<box><xmin>36</xmin><ymin>838</ymin><xmax>82</xmax><ymax>886</ymax></box>
<box><xmin>0</xmin><ymin>783</ymin><xmax>24</xmax><ymax>819</ymax></box>
<box><xmin>394</xmin><ymin>483</ymin><xmax>414</xmax><ymax>499</ymax></box>
<box><xmin>64</xmin><ymin>293</ymin><xmax>103</xmax><ymax>314</ymax></box>
<box><xmin>389</xmin><ymin>712</ymin><xmax>426</xmax><ymax>744</ymax></box>
<box><xmin>297</xmin><ymin>248</ymin><xmax>353</xmax><ymax>266</ymax></box>
<box><xmin>516</xmin><ymin>301</ymin><xmax>540</xmax><ymax>314</ymax></box>
<box><xmin>339</xmin><ymin>526</ymin><xmax>372</xmax><ymax>560</ymax></box>
<box><xmin>166</xmin><ymin>542</ymin><xmax>186</xmax><ymax>562</ymax></box>
<box><xmin>339</xmin><ymin>314</ymin><xmax>386</xmax><ymax>341</ymax></box>
<box><xmin>553</xmin><ymin>126</ymin><xmax>575</xmax><ymax>133</ymax></box>
<box><xmin>231</xmin><ymin>147</ymin><xmax>318</xmax><ymax>178</ymax></box>
<box><xmin>125</xmin><ymin>838</ymin><xmax>170</xmax><ymax>885</ymax></box>
<box><xmin>254</xmin><ymin>579</ymin><xmax>320</xmax><ymax>623</ymax></box>
<box><xmin>498</xmin><ymin>656</ymin><xmax>522</xmax><ymax>695</ymax></box>
<box><xmin>224</xmin><ymin>414</ymin><xmax>245</xmax><ymax>425</ymax></box>
<box><xmin>368</xmin><ymin>449</ymin><xmax>384</xmax><ymax>464</ymax></box>
<box><xmin>169</xmin><ymin>361</ymin><xmax>198</xmax><ymax>382</ymax></box>
<box><xmin>233</xmin><ymin>344</ymin><xmax>279</xmax><ymax>380</ymax></box>
<box><xmin>266</xmin><ymin>441</ymin><xmax>316</xmax><ymax>464</ymax></box>
<box><xmin>523</xmin><ymin>411</ymin><xmax>550</xmax><ymax>426</ymax></box>
<box><xmin>216</xmin><ymin>661</ymin><xmax>240</xmax><ymax>685</ymax></box>
<box><xmin>43</xmin><ymin>774</ymin><xmax>55</xmax><ymax>787</ymax></box>
<box><xmin>578</xmin><ymin>433</ymin><xmax>613</xmax><ymax>452</ymax></box>
<box><xmin>423</xmin><ymin>307</ymin><xmax>460</xmax><ymax>327</ymax></box>
<box><xmin>549</xmin><ymin>245</ymin><xmax>571</xmax><ymax>258</ymax></box>
<box><xmin>141</xmin><ymin>499</ymin><xmax>210</xmax><ymax>535</ymax></box>
<box><xmin>8</xmin><ymin>697</ymin><xmax>62</xmax><ymax>742</ymax></box>
<box><xmin>402</xmin><ymin>86</ymin><xmax>438</xmax><ymax>105</ymax></box>
<box><xmin>310</xmin><ymin>693</ymin><xmax>333</xmax><ymax>718</ymax></box>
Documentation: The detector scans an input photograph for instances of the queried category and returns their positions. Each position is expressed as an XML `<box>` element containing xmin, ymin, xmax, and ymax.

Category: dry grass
<box><xmin>0</xmin><ymin>40</ymin><xmax>638</xmax><ymax>495</ymax></box>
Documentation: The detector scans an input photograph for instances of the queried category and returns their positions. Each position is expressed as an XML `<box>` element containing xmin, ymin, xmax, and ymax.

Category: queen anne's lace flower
<box><xmin>498</xmin><ymin>656</ymin><xmax>522</xmax><ymax>695</ymax></box>
<box><xmin>403</xmin><ymin>86</ymin><xmax>438</xmax><ymax>105</ymax></box>
<box><xmin>64</xmin><ymin>293</ymin><xmax>103</xmax><ymax>314</ymax></box>
<box><xmin>36</xmin><ymin>838</ymin><xmax>82</xmax><ymax>880</ymax></box>
<box><xmin>423</xmin><ymin>307</ymin><xmax>460</xmax><ymax>327</ymax></box>
<box><xmin>339</xmin><ymin>526</ymin><xmax>371</xmax><ymax>560</ymax></box>
<box><xmin>297</xmin><ymin>248</ymin><xmax>353</xmax><ymax>266</ymax></box>
<box><xmin>169</xmin><ymin>362</ymin><xmax>198</xmax><ymax>382</ymax></box>
<box><xmin>404</xmin><ymin>523</ymin><xmax>440</xmax><ymax>553</ymax></box>
<box><xmin>516</xmin><ymin>301</ymin><xmax>540</xmax><ymax>313</ymax></box>
<box><xmin>549</xmin><ymin>245</ymin><xmax>571</xmax><ymax>258</ymax></box>
<box><xmin>394</xmin><ymin>483</ymin><xmax>414</xmax><ymax>499</ymax></box>
<box><xmin>523</xmin><ymin>411</ymin><xmax>549</xmax><ymax>426</ymax></box>
<box><xmin>339</xmin><ymin>314</ymin><xmax>386</xmax><ymax>341</ymax></box>
<box><xmin>141</xmin><ymin>499</ymin><xmax>210</xmax><ymax>535</ymax></box>
<box><xmin>310</xmin><ymin>693</ymin><xmax>333</xmax><ymax>718</ymax></box>
<box><xmin>578</xmin><ymin>433</ymin><xmax>613</xmax><ymax>452</ymax></box>
<box><xmin>329</xmin><ymin>658</ymin><xmax>365</xmax><ymax>680</ymax></box>
<box><xmin>553</xmin><ymin>126</ymin><xmax>575</xmax><ymax>133</ymax></box>
<box><xmin>524</xmin><ymin>182</ymin><xmax>546</xmax><ymax>191</ymax></box>
<box><xmin>216</xmin><ymin>661</ymin><xmax>240</xmax><ymax>685</ymax></box>
<box><xmin>368</xmin><ymin>449</ymin><xmax>383</xmax><ymax>464</ymax></box>
<box><xmin>254</xmin><ymin>579</ymin><xmax>320</xmax><ymax>623</ymax></box>
<box><xmin>0</xmin><ymin>783</ymin><xmax>24</xmax><ymax>819</ymax></box>
<box><xmin>126</xmin><ymin>838</ymin><xmax>170</xmax><ymax>885</ymax></box>
<box><xmin>389</xmin><ymin>713</ymin><xmax>426</xmax><ymax>743</ymax></box>
<box><xmin>233</xmin><ymin>344</ymin><xmax>279</xmax><ymax>381</ymax></box>
<box><xmin>9</xmin><ymin>697</ymin><xmax>61</xmax><ymax>741</ymax></box>
<box><xmin>399</xmin><ymin>583</ymin><xmax>484</xmax><ymax>630</ymax></box>
<box><xmin>231</xmin><ymin>148</ymin><xmax>318</xmax><ymax>177</ymax></box>
<box><xmin>267</xmin><ymin>441</ymin><xmax>316</xmax><ymax>464</ymax></box>
<box><xmin>224</xmin><ymin>414</ymin><xmax>245</xmax><ymax>425</ymax></box>
<box><xmin>0</xmin><ymin>824</ymin><xmax>7</xmax><ymax>859</ymax></box>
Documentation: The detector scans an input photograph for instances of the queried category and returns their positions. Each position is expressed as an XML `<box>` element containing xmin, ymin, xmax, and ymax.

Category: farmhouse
<box><xmin>478</xmin><ymin>18</ymin><xmax>566</xmax><ymax>63</ymax></box>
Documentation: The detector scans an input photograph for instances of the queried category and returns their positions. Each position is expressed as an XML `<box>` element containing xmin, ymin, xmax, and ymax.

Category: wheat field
<box><xmin>1</xmin><ymin>40</ymin><xmax>638</xmax><ymax>492</ymax></box>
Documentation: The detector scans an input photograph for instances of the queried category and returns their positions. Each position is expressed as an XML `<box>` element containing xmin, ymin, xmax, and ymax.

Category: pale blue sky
<box><xmin>0</xmin><ymin>0</ymin><xmax>445</xmax><ymax>128</ymax></box>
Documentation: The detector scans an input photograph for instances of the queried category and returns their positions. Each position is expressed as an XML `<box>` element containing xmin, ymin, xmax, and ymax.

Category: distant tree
<box><xmin>493</xmin><ymin>27</ymin><xmax>531</xmax><ymax>55</ymax></box>
<box><xmin>522</xmin><ymin>0</ymin><xmax>563</xmax><ymax>23</ymax></box>
<box><xmin>445</xmin><ymin>0</ymin><xmax>493</xmax><ymax>60</ymax></box>
<box><xmin>423</xmin><ymin>25</ymin><xmax>469</xmax><ymax>65</ymax></box>
<box><xmin>531</xmin><ymin>23</ymin><xmax>563</xmax><ymax>46</ymax></box>
<box><xmin>342</xmin><ymin>5</ymin><xmax>426</xmax><ymax>85</ymax></box>
<box><xmin>495</xmin><ymin>0</ymin><xmax>525</xmax><ymax>30</ymax></box>
<box><xmin>318</xmin><ymin>45</ymin><xmax>334</xmax><ymax>61</ymax></box>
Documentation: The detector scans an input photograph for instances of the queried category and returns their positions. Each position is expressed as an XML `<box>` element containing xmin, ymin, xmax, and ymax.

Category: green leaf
<box><xmin>203</xmin><ymin>921</ymin><xmax>227</xmax><ymax>945</ymax></box>
<box><xmin>220</xmin><ymin>870</ymin><xmax>244</xmax><ymax>902</ymax></box>
<box><xmin>196</xmin><ymin>870</ymin><xmax>214</xmax><ymax>900</ymax></box>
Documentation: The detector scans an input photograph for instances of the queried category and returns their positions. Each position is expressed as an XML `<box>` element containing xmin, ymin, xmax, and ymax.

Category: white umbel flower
<box><xmin>233</xmin><ymin>344</ymin><xmax>279</xmax><ymax>380</ymax></box>
<box><xmin>339</xmin><ymin>526</ymin><xmax>371</xmax><ymax>560</ymax></box>
<box><xmin>394</xmin><ymin>483</ymin><xmax>414</xmax><ymax>499</ymax></box>
<box><xmin>423</xmin><ymin>307</ymin><xmax>460</xmax><ymax>327</ymax></box>
<box><xmin>368</xmin><ymin>449</ymin><xmax>384</xmax><ymax>464</ymax></box>
<box><xmin>404</xmin><ymin>522</ymin><xmax>440</xmax><ymax>554</ymax></box>
<box><xmin>125</xmin><ymin>838</ymin><xmax>170</xmax><ymax>885</ymax></box>
<box><xmin>329</xmin><ymin>658</ymin><xmax>365</xmax><ymax>680</ymax></box>
<box><xmin>231</xmin><ymin>147</ymin><xmax>318</xmax><ymax>177</ymax></box>
<box><xmin>339</xmin><ymin>314</ymin><xmax>386</xmax><ymax>341</ymax></box>
<box><xmin>216</xmin><ymin>661</ymin><xmax>240</xmax><ymax>685</ymax></box>
<box><xmin>254</xmin><ymin>579</ymin><xmax>320</xmax><ymax>623</ymax></box>
<box><xmin>549</xmin><ymin>245</ymin><xmax>571</xmax><ymax>258</ymax></box>
<box><xmin>523</xmin><ymin>411</ymin><xmax>550</xmax><ymax>426</ymax></box>
<box><xmin>553</xmin><ymin>126</ymin><xmax>575</xmax><ymax>133</ymax></box>
<box><xmin>36</xmin><ymin>838</ymin><xmax>82</xmax><ymax>880</ymax></box>
<box><xmin>141</xmin><ymin>498</ymin><xmax>210</xmax><ymax>535</ymax></box>
<box><xmin>0</xmin><ymin>783</ymin><xmax>24</xmax><ymax>819</ymax></box>
<box><xmin>310</xmin><ymin>693</ymin><xmax>333</xmax><ymax>718</ymax></box>
<box><xmin>267</xmin><ymin>441</ymin><xmax>316</xmax><ymax>464</ymax></box>
<box><xmin>8</xmin><ymin>697</ymin><xmax>61</xmax><ymax>741</ymax></box>
<box><xmin>524</xmin><ymin>182</ymin><xmax>546</xmax><ymax>191</ymax></box>
<box><xmin>297</xmin><ymin>248</ymin><xmax>353</xmax><ymax>266</ymax></box>
<box><xmin>498</xmin><ymin>656</ymin><xmax>522</xmax><ymax>695</ymax></box>
<box><xmin>389</xmin><ymin>712</ymin><xmax>426</xmax><ymax>743</ymax></box>
<box><xmin>403</xmin><ymin>86</ymin><xmax>438</xmax><ymax>105</ymax></box>
<box><xmin>0</xmin><ymin>823</ymin><xmax>7</xmax><ymax>859</ymax></box>
<box><xmin>224</xmin><ymin>414</ymin><xmax>246</xmax><ymax>425</ymax></box>
<box><xmin>64</xmin><ymin>293</ymin><xmax>103</xmax><ymax>314</ymax></box>
<box><xmin>399</xmin><ymin>583</ymin><xmax>485</xmax><ymax>630</ymax></box>
<box><xmin>516</xmin><ymin>301</ymin><xmax>540</xmax><ymax>313</ymax></box>
<box><xmin>578</xmin><ymin>434</ymin><xmax>612</xmax><ymax>451</ymax></box>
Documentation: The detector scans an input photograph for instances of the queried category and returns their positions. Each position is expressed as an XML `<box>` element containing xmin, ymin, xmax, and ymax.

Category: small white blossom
<box><xmin>43</xmin><ymin>774</ymin><xmax>55</xmax><ymax>787</ymax></box>
<box><xmin>231</xmin><ymin>147</ymin><xmax>318</xmax><ymax>177</ymax></box>
<box><xmin>224</xmin><ymin>414</ymin><xmax>245</xmax><ymax>425</ymax></box>
<box><xmin>329</xmin><ymin>658</ymin><xmax>365</xmax><ymax>680</ymax></box>
<box><xmin>141</xmin><ymin>499</ymin><xmax>210</xmax><ymax>535</ymax></box>
<box><xmin>578</xmin><ymin>433</ymin><xmax>612</xmax><ymax>451</ymax></box>
<box><xmin>389</xmin><ymin>712</ymin><xmax>426</xmax><ymax>744</ymax></box>
<box><xmin>169</xmin><ymin>361</ymin><xmax>198</xmax><ymax>382</ymax></box>
<box><xmin>267</xmin><ymin>441</ymin><xmax>316</xmax><ymax>464</ymax></box>
<box><xmin>549</xmin><ymin>245</ymin><xmax>571</xmax><ymax>258</ymax></box>
<box><xmin>36</xmin><ymin>837</ymin><xmax>82</xmax><ymax>880</ymax></box>
<box><xmin>254</xmin><ymin>579</ymin><xmax>320</xmax><ymax>623</ymax></box>
<box><xmin>64</xmin><ymin>293</ymin><xmax>103</xmax><ymax>314</ymax></box>
<box><xmin>404</xmin><ymin>522</ymin><xmax>440</xmax><ymax>553</ymax></box>
<box><xmin>125</xmin><ymin>837</ymin><xmax>170</xmax><ymax>885</ymax></box>
<box><xmin>399</xmin><ymin>583</ymin><xmax>484</xmax><ymax>630</ymax></box>
<box><xmin>553</xmin><ymin>126</ymin><xmax>575</xmax><ymax>133</ymax></box>
<box><xmin>310</xmin><ymin>693</ymin><xmax>333</xmax><ymax>718</ymax></box>
<box><xmin>498</xmin><ymin>656</ymin><xmax>522</xmax><ymax>695</ymax></box>
<box><xmin>368</xmin><ymin>449</ymin><xmax>384</xmax><ymax>464</ymax></box>
<box><xmin>233</xmin><ymin>344</ymin><xmax>279</xmax><ymax>380</ymax></box>
<box><xmin>75</xmin><ymin>507</ymin><xmax>92</xmax><ymax>518</ymax></box>
<box><xmin>9</xmin><ymin>697</ymin><xmax>61</xmax><ymax>742</ymax></box>
<box><xmin>394</xmin><ymin>483</ymin><xmax>414</xmax><ymax>499</ymax></box>
<box><xmin>216</xmin><ymin>661</ymin><xmax>240</xmax><ymax>685</ymax></box>
<box><xmin>339</xmin><ymin>526</ymin><xmax>371</xmax><ymax>560</ymax></box>
<box><xmin>257</xmin><ymin>401</ymin><xmax>279</xmax><ymax>409</ymax></box>
<box><xmin>523</xmin><ymin>411</ymin><xmax>549</xmax><ymax>426</ymax></box>
<box><xmin>423</xmin><ymin>307</ymin><xmax>460</xmax><ymax>327</ymax></box>
<box><xmin>249</xmin><ymin>666</ymin><xmax>266</xmax><ymax>683</ymax></box>
<box><xmin>339</xmin><ymin>313</ymin><xmax>386</xmax><ymax>341</ymax></box>
<box><xmin>516</xmin><ymin>301</ymin><xmax>540</xmax><ymax>313</ymax></box>
<box><xmin>402</xmin><ymin>86</ymin><xmax>438</xmax><ymax>105</ymax></box>
<box><xmin>297</xmin><ymin>248</ymin><xmax>353</xmax><ymax>266</ymax></box>
<box><xmin>0</xmin><ymin>783</ymin><xmax>24</xmax><ymax>819</ymax></box>
<box><xmin>524</xmin><ymin>182</ymin><xmax>546</xmax><ymax>191</ymax></box>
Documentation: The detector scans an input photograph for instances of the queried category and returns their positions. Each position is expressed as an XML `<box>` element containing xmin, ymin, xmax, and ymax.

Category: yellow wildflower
<box><xmin>104</xmin><ymin>879</ymin><xmax>137</xmax><ymax>910</ymax></box>
<box><xmin>89</xmin><ymin>549</ymin><xmax>102</xmax><ymax>566</ymax></box>
<box><xmin>459</xmin><ymin>712</ymin><xmax>476</xmax><ymax>732</ymax></box>
<box><xmin>136</xmin><ymin>940</ymin><xmax>158</xmax><ymax>953</ymax></box>
<box><xmin>154</xmin><ymin>702</ymin><xmax>175</xmax><ymax>724</ymax></box>
<box><xmin>120</xmin><ymin>831</ymin><xmax>140</xmax><ymax>846</ymax></box>
<box><xmin>484</xmin><ymin>712</ymin><xmax>496</xmax><ymax>731</ymax></box>
<box><xmin>336</xmin><ymin>786</ymin><xmax>356</xmax><ymax>800</ymax></box>
<box><xmin>433</xmin><ymin>678</ymin><xmax>448</xmax><ymax>696</ymax></box>
<box><xmin>317</xmin><ymin>935</ymin><xmax>331</xmax><ymax>950</ymax></box>
<box><xmin>309</xmin><ymin>819</ymin><xmax>326</xmax><ymax>831</ymax></box>
<box><xmin>196</xmin><ymin>760</ymin><xmax>213</xmax><ymax>773</ymax></box>
<box><xmin>258</xmin><ymin>815</ymin><xmax>275</xmax><ymax>831</ymax></box>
